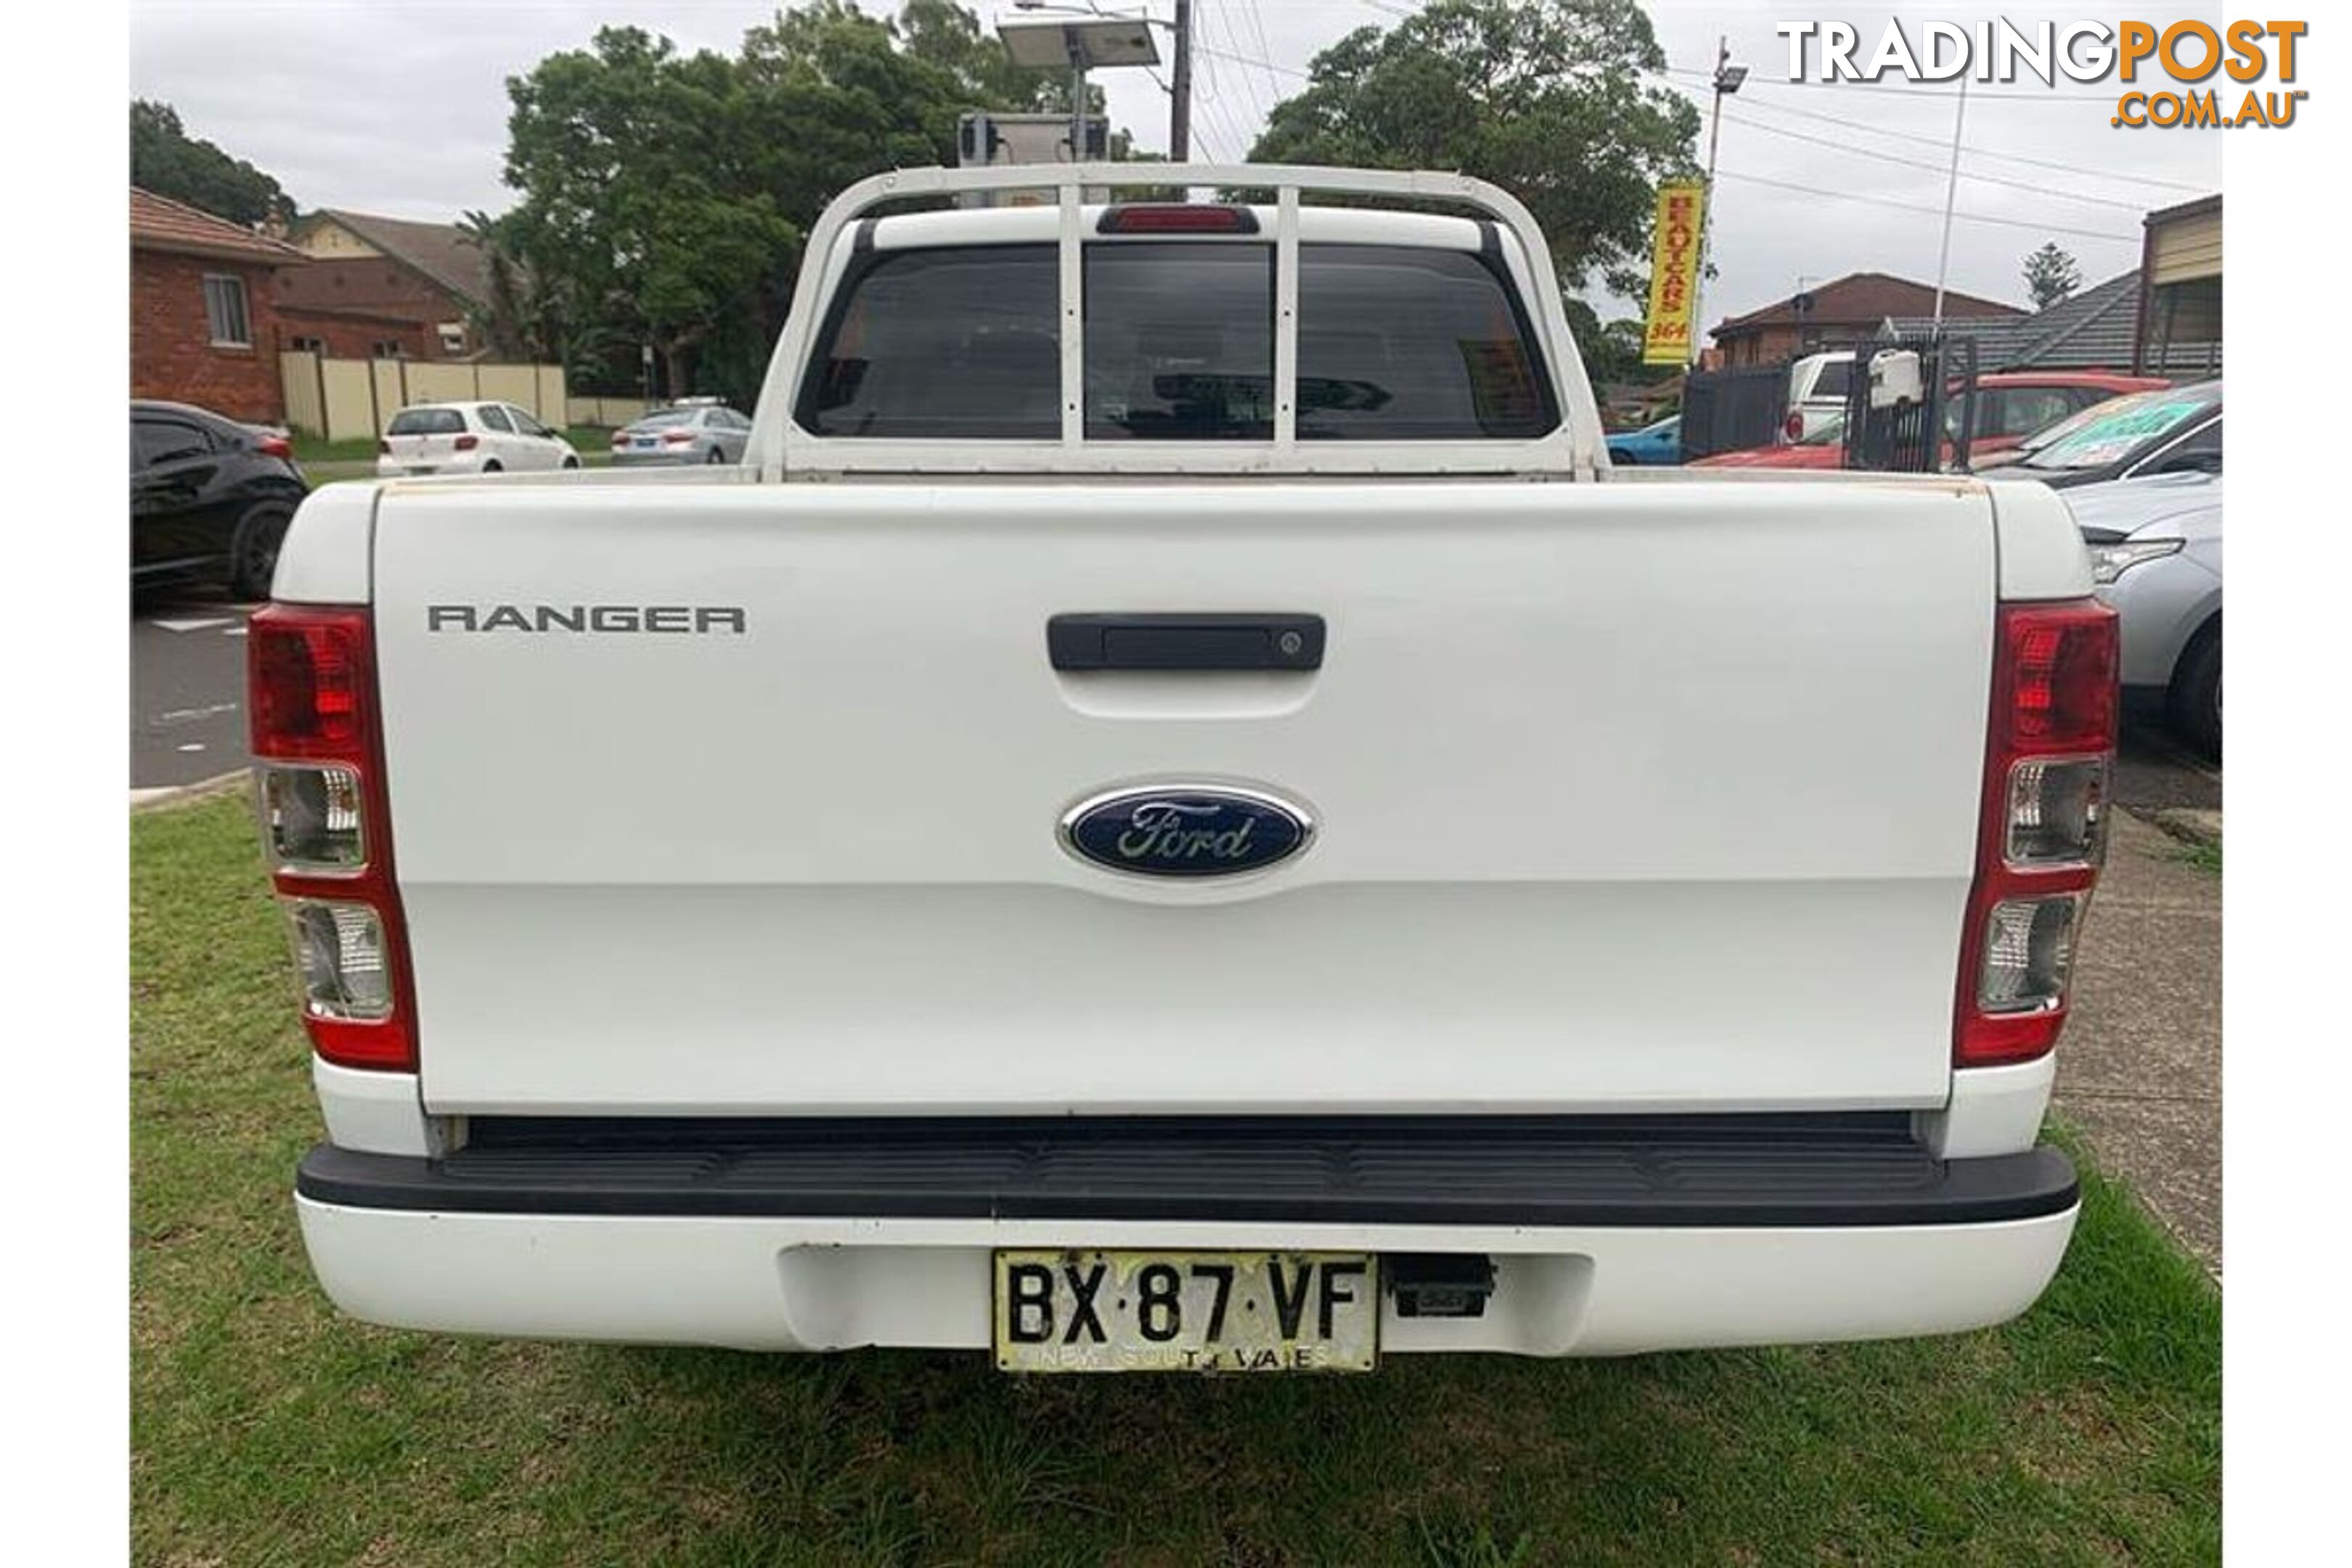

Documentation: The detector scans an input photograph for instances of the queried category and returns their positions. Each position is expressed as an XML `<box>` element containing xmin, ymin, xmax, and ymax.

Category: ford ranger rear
<box><xmin>256</xmin><ymin>165</ymin><xmax>2110</xmax><ymax>1371</ymax></box>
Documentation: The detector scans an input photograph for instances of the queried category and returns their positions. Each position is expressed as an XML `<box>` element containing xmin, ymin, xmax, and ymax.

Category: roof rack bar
<box><xmin>749</xmin><ymin>163</ymin><xmax>1604</xmax><ymax>477</ymax></box>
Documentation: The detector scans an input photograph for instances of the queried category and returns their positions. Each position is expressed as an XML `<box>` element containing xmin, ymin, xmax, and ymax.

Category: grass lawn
<box><xmin>293</xmin><ymin>427</ymin><xmax>617</xmax><ymax>465</ymax></box>
<box><xmin>132</xmin><ymin>793</ymin><xmax>2221</xmax><ymax>1567</ymax></box>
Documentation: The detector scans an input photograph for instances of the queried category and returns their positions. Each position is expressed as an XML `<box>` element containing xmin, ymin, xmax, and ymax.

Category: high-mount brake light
<box><xmin>1096</xmin><ymin>204</ymin><xmax>1260</xmax><ymax>235</ymax></box>
<box><xmin>1954</xmin><ymin>600</ymin><xmax>2118</xmax><ymax>1068</ymax></box>
<box><xmin>248</xmin><ymin>604</ymin><xmax>417</xmax><ymax>1071</ymax></box>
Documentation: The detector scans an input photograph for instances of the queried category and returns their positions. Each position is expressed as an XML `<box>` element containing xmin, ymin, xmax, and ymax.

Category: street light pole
<box><xmin>1170</xmin><ymin>0</ymin><xmax>1193</xmax><ymax>163</ymax></box>
<box><xmin>1691</xmin><ymin>36</ymin><xmax>1746</xmax><ymax>368</ymax></box>
<box><xmin>1931</xmin><ymin>75</ymin><xmax>1969</xmax><ymax>330</ymax></box>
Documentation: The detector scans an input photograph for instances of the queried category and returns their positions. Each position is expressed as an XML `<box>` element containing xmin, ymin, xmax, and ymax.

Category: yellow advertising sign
<box><xmin>1641</xmin><ymin>181</ymin><xmax>1707</xmax><ymax>366</ymax></box>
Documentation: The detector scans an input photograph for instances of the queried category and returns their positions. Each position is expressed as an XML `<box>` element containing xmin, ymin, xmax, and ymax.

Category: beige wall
<box><xmin>277</xmin><ymin>354</ymin><xmax>570</xmax><ymax>438</ymax></box>
<box><xmin>2149</xmin><ymin>209</ymin><xmax>2221</xmax><ymax>287</ymax></box>
<box><xmin>319</xmin><ymin>358</ymin><xmax>378</xmax><ymax>444</ymax></box>
<box><xmin>295</xmin><ymin>219</ymin><xmax>382</xmax><ymax>259</ymax></box>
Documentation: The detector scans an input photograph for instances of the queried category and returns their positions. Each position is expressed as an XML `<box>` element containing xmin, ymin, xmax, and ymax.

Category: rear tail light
<box><xmin>377</xmin><ymin>438</ymin><xmax>391</xmax><ymax>455</ymax></box>
<box><xmin>256</xmin><ymin>434</ymin><xmax>293</xmax><ymax>460</ymax></box>
<box><xmin>1783</xmin><ymin>412</ymin><xmax>1804</xmax><ymax>441</ymax></box>
<box><xmin>454</xmin><ymin>434</ymin><xmax>479</xmax><ymax>452</ymax></box>
<box><xmin>1097</xmin><ymin>203</ymin><xmax>1260</xmax><ymax>234</ymax></box>
<box><xmin>248</xmin><ymin>604</ymin><xmax>417</xmax><ymax>1071</ymax></box>
<box><xmin>1954</xmin><ymin>600</ymin><xmax>2118</xmax><ymax>1067</ymax></box>
<box><xmin>611</xmin><ymin>430</ymin><xmax>628</xmax><ymax>447</ymax></box>
<box><xmin>661</xmin><ymin>430</ymin><xmax>696</xmax><ymax>444</ymax></box>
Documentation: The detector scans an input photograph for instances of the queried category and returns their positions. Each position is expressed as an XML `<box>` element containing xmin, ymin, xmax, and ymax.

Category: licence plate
<box><xmin>634</xmin><ymin>438</ymin><xmax>658</xmax><ymax>448</ymax></box>
<box><xmin>993</xmin><ymin>1250</ymin><xmax>1378</xmax><ymax>1373</ymax></box>
<box><xmin>405</xmin><ymin>465</ymin><xmax>435</xmax><ymax>475</ymax></box>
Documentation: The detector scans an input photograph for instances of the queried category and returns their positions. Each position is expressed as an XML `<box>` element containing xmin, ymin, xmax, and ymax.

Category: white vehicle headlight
<box><xmin>2089</xmin><ymin>538</ymin><xmax>2184</xmax><ymax>584</ymax></box>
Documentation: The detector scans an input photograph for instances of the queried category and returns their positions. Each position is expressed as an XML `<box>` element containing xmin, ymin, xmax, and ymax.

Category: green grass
<box><xmin>293</xmin><ymin>426</ymin><xmax>616</xmax><ymax>464</ymax></box>
<box><xmin>133</xmin><ymin>795</ymin><xmax>2220</xmax><ymax>1567</ymax></box>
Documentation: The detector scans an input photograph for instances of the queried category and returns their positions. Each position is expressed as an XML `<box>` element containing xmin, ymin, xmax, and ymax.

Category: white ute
<box><xmin>256</xmin><ymin>166</ymin><xmax>2113</xmax><ymax>1371</ymax></box>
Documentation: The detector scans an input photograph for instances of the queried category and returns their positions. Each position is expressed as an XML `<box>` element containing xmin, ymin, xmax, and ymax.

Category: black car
<box><xmin>1977</xmin><ymin>380</ymin><xmax>2221</xmax><ymax>491</ymax></box>
<box><xmin>131</xmin><ymin>400</ymin><xmax>309</xmax><ymax>599</ymax></box>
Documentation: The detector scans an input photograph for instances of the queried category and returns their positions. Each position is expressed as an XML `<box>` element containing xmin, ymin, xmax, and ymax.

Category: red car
<box><xmin>1689</xmin><ymin>371</ymin><xmax>2173</xmax><ymax>470</ymax></box>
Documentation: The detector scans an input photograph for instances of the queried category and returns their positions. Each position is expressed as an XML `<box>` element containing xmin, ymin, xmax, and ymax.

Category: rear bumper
<box><xmin>295</xmin><ymin>1117</ymin><xmax>2078</xmax><ymax>1355</ymax></box>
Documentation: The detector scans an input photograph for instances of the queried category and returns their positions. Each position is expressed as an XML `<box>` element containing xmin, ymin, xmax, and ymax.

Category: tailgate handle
<box><xmin>1048</xmin><ymin>613</ymin><xmax>1325</xmax><ymax>672</ymax></box>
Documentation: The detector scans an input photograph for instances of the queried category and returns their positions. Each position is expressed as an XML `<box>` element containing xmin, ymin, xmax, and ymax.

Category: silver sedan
<box><xmin>2066</xmin><ymin>471</ymin><xmax>2222</xmax><ymax>758</ymax></box>
<box><xmin>608</xmin><ymin>404</ymin><xmax>751</xmax><ymax>466</ymax></box>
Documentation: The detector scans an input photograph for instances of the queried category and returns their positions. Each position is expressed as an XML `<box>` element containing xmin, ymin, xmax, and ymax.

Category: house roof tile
<box><xmin>130</xmin><ymin>188</ymin><xmax>306</xmax><ymax>264</ymax></box>
<box><xmin>1713</xmin><ymin>271</ymin><xmax>2024</xmax><ymax>336</ymax></box>
<box><xmin>305</xmin><ymin>209</ymin><xmax>493</xmax><ymax>308</ymax></box>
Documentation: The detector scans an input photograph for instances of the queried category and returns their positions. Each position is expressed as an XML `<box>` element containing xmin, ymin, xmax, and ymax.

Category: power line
<box><xmin>1667</xmin><ymin>64</ymin><xmax>2120</xmax><ymax>104</ymax></box>
<box><xmin>1716</xmin><ymin>107</ymin><xmax>2151</xmax><ymax>213</ymax></box>
<box><xmin>1666</xmin><ymin>76</ymin><xmax>2209</xmax><ymax>195</ymax></box>
<box><xmin>1714</xmin><ymin>167</ymin><xmax>2140</xmax><ymax>242</ymax></box>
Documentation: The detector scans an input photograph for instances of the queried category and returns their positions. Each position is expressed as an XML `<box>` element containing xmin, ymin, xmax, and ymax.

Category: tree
<box><xmin>2022</xmin><ymin>242</ymin><xmax>2082</xmax><ymax>311</ymax></box>
<box><xmin>1248</xmin><ymin>0</ymin><xmax>1700</xmax><ymax>299</ymax></box>
<box><xmin>131</xmin><ymin>100</ymin><xmax>291</xmax><ymax>226</ymax></box>
<box><xmin>494</xmin><ymin>4</ymin><xmax>1120</xmax><ymax>403</ymax></box>
<box><xmin>499</xmin><ymin>28</ymin><xmax>801</xmax><ymax>400</ymax></box>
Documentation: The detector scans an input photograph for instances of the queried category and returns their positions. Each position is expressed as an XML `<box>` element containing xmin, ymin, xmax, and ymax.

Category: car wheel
<box><xmin>481</xmin><ymin>460</ymin><xmax>503</xmax><ymax>473</ymax></box>
<box><xmin>561</xmin><ymin>454</ymin><xmax>581</xmax><ymax>470</ymax></box>
<box><xmin>706</xmin><ymin>446</ymin><xmax>725</xmax><ymax>464</ymax></box>
<box><xmin>229</xmin><ymin>502</ymin><xmax>293</xmax><ymax>600</ymax></box>
<box><xmin>2168</xmin><ymin>622</ymin><xmax>2221</xmax><ymax>761</ymax></box>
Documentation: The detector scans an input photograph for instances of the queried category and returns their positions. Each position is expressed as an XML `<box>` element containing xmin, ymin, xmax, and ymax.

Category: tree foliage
<box><xmin>494</xmin><ymin>1</ymin><xmax>1086</xmax><ymax>403</ymax></box>
<box><xmin>2022</xmin><ymin>242</ymin><xmax>2083</xmax><ymax>311</ymax></box>
<box><xmin>1249</xmin><ymin>0</ymin><xmax>1699</xmax><ymax>311</ymax></box>
<box><xmin>131</xmin><ymin>100</ymin><xmax>291</xmax><ymax>226</ymax></box>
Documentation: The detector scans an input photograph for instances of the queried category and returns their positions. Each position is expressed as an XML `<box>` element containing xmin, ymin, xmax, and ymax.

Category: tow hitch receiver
<box><xmin>1389</xmin><ymin>1254</ymin><xmax>1496</xmax><ymax>1318</ymax></box>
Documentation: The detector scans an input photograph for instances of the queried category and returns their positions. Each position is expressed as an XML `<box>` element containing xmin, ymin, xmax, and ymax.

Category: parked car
<box><xmin>1782</xmin><ymin>350</ymin><xmax>1852</xmax><ymax>442</ymax></box>
<box><xmin>376</xmin><ymin>401</ymin><xmax>580</xmax><ymax>478</ymax></box>
<box><xmin>2066</xmin><ymin>470</ymin><xmax>2222</xmax><ymax>757</ymax></box>
<box><xmin>263</xmin><ymin>164</ymin><xmax>2101</xmax><ymax>1369</ymax></box>
<box><xmin>131</xmin><ymin>399</ymin><xmax>308</xmax><ymax>598</ymax></box>
<box><xmin>1690</xmin><ymin>372</ymin><xmax>2170</xmax><ymax>472</ymax></box>
<box><xmin>1604</xmin><ymin>414</ymin><xmax>1681</xmax><ymax>465</ymax></box>
<box><xmin>1978</xmin><ymin>380</ymin><xmax>2221</xmax><ymax>490</ymax></box>
<box><xmin>609</xmin><ymin>402</ymin><xmax>753</xmax><ymax>466</ymax></box>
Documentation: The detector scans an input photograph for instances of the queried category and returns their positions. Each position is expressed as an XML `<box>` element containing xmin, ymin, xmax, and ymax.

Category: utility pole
<box><xmin>1170</xmin><ymin>0</ymin><xmax>1193</xmax><ymax>163</ymax></box>
<box><xmin>1691</xmin><ymin>36</ymin><xmax>1747</xmax><ymax>367</ymax></box>
<box><xmin>1931</xmin><ymin>75</ymin><xmax>1969</xmax><ymax>330</ymax></box>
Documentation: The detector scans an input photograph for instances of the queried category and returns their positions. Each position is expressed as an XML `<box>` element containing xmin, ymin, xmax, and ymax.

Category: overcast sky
<box><xmin>129</xmin><ymin>0</ymin><xmax>2224</xmax><ymax>330</ymax></box>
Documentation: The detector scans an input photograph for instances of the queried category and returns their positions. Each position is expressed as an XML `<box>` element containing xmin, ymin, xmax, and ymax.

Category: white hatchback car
<box><xmin>377</xmin><ymin>401</ymin><xmax>580</xmax><ymax>477</ymax></box>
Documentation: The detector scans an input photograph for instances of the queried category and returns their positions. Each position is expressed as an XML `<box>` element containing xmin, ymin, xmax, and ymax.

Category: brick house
<box><xmin>1710</xmin><ymin>272</ymin><xmax>2025</xmax><ymax>367</ymax></box>
<box><xmin>131</xmin><ymin>187</ymin><xmax>307</xmax><ymax>422</ymax></box>
<box><xmin>273</xmin><ymin>209</ymin><xmax>494</xmax><ymax>361</ymax></box>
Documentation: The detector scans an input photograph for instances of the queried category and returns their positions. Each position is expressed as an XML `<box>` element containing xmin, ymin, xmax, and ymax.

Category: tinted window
<box><xmin>388</xmin><ymin>408</ymin><xmax>465</xmax><ymax>436</ymax></box>
<box><xmin>1086</xmin><ymin>243</ymin><xmax>1273</xmax><ymax>440</ymax></box>
<box><xmin>1296</xmin><ymin>245</ymin><xmax>1552</xmax><ymax>439</ymax></box>
<box><xmin>2022</xmin><ymin>393</ymin><xmax>2216</xmax><ymax>470</ymax></box>
<box><xmin>478</xmin><ymin>405</ymin><xmax>514</xmax><ymax>433</ymax></box>
<box><xmin>1807</xmin><ymin>359</ymin><xmax>1851</xmax><ymax>400</ymax></box>
<box><xmin>135</xmin><ymin>416</ymin><xmax>211</xmax><ymax>467</ymax></box>
<box><xmin>2139</xmin><ymin>416</ymin><xmax>2222</xmax><ymax>475</ymax></box>
<box><xmin>803</xmin><ymin>245</ymin><xmax>1060</xmax><ymax>438</ymax></box>
<box><xmin>1960</xmin><ymin>388</ymin><xmax>2079</xmax><ymax>442</ymax></box>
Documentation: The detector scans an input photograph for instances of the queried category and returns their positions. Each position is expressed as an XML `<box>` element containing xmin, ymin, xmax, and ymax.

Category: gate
<box><xmin>1678</xmin><ymin>363</ymin><xmax>1788</xmax><ymax>462</ymax></box>
<box><xmin>1840</xmin><ymin>335</ymin><xmax>1979</xmax><ymax>473</ymax></box>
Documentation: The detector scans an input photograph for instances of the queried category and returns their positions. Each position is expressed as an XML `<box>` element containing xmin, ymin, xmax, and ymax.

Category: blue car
<box><xmin>1606</xmin><ymin>414</ymin><xmax>1681</xmax><ymax>465</ymax></box>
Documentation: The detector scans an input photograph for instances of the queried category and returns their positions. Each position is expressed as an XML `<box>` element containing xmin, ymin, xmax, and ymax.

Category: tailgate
<box><xmin>372</xmin><ymin>478</ymin><xmax>1993</xmax><ymax>1116</ymax></box>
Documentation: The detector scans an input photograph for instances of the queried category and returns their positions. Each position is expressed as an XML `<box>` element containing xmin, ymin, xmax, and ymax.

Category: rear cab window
<box><xmin>799</xmin><ymin>226</ymin><xmax>1556</xmax><ymax>443</ymax></box>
